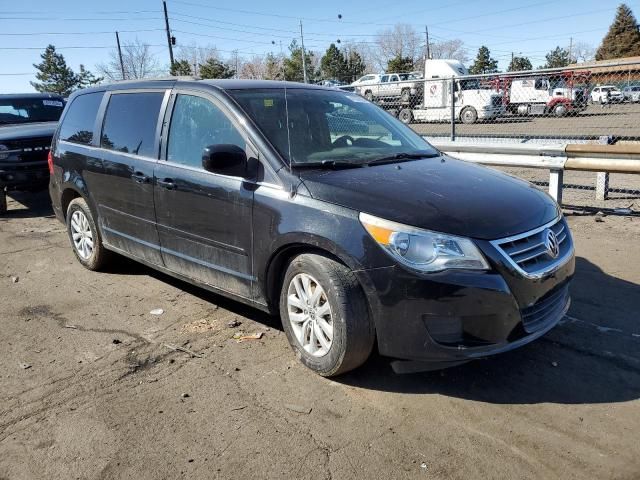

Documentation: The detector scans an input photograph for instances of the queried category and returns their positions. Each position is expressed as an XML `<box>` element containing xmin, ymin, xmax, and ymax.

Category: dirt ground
<box><xmin>1</xmin><ymin>191</ymin><xmax>639</xmax><ymax>480</ymax></box>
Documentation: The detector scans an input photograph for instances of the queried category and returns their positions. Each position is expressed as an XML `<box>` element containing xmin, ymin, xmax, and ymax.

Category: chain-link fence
<box><xmin>346</xmin><ymin>59</ymin><xmax>640</xmax><ymax>209</ymax></box>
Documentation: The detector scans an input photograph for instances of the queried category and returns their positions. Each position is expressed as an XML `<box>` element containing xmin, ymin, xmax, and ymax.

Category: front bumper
<box><xmin>355</xmin><ymin>245</ymin><xmax>574</xmax><ymax>365</ymax></box>
<box><xmin>0</xmin><ymin>161</ymin><xmax>49</xmax><ymax>190</ymax></box>
<box><xmin>479</xmin><ymin>106</ymin><xmax>504</xmax><ymax>119</ymax></box>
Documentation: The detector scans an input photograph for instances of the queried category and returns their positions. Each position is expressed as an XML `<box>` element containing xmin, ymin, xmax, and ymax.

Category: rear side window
<box><xmin>59</xmin><ymin>92</ymin><xmax>103</xmax><ymax>145</ymax></box>
<box><xmin>167</xmin><ymin>94</ymin><xmax>244</xmax><ymax>168</ymax></box>
<box><xmin>100</xmin><ymin>92</ymin><xmax>164</xmax><ymax>157</ymax></box>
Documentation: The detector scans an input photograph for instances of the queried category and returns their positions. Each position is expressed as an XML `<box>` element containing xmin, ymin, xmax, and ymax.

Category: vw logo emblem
<box><xmin>544</xmin><ymin>229</ymin><xmax>560</xmax><ymax>259</ymax></box>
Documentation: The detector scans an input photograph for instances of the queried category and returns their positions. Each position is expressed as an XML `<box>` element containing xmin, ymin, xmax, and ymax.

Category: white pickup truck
<box><xmin>354</xmin><ymin>73</ymin><xmax>421</xmax><ymax>103</ymax></box>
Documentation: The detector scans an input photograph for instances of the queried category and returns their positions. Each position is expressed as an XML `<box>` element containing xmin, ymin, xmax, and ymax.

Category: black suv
<box><xmin>0</xmin><ymin>93</ymin><xmax>65</xmax><ymax>213</ymax></box>
<box><xmin>50</xmin><ymin>79</ymin><xmax>574</xmax><ymax>376</ymax></box>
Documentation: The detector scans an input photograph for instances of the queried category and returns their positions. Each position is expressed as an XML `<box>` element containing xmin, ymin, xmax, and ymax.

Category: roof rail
<box><xmin>111</xmin><ymin>75</ymin><xmax>201</xmax><ymax>84</ymax></box>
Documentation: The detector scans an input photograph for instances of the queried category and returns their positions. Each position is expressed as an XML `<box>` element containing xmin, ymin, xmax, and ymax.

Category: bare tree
<box><xmin>570</xmin><ymin>41</ymin><xmax>595</xmax><ymax>64</ymax></box>
<box><xmin>341</xmin><ymin>41</ymin><xmax>377</xmax><ymax>74</ymax></box>
<box><xmin>429</xmin><ymin>39</ymin><xmax>469</xmax><ymax>63</ymax></box>
<box><xmin>97</xmin><ymin>38</ymin><xmax>161</xmax><ymax>81</ymax></box>
<box><xmin>374</xmin><ymin>24</ymin><xmax>422</xmax><ymax>71</ymax></box>
<box><xmin>175</xmin><ymin>43</ymin><xmax>220</xmax><ymax>76</ymax></box>
<box><xmin>240</xmin><ymin>55</ymin><xmax>266</xmax><ymax>79</ymax></box>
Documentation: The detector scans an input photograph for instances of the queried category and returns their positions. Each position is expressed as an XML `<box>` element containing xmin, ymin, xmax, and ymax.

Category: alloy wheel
<box><xmin>70</xmin><ymin>210</ymin><xmax>94</xmax><ymax>260</ymax></box>
<box><xmin>286</xmin><ymin>273</ymin><xmax>334</xmax><ymax>357</ymax></box>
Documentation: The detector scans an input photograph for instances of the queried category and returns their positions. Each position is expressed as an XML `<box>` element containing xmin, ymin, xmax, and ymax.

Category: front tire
<box><xmin>460</xmin><ymin>106</ymin><xmax>478</xmax><ymax>124</ymax></box>
<box><xmin>364</xmin><ymin>90</ymin><xmax>373</xmax><ymax>101</ymax></box>
<box><xmin>279</xmin><ymin>254</ymin><xmax>375</xmax><ymax>377</ymax></box>
<box><xmin>398</xmin><ymin>108</ymin><xmax>413</xmax><ymax>124</ymax></box>
<box><xmin>66</xmin><ymin>197</ymin><xmax>110</xmax><ymax>271</ymax></box>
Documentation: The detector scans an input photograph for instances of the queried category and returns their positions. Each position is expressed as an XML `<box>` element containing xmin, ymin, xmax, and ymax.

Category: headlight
<box><xmin>359</xmin><ymin>212</ymin><xmax>489</xmax><ymax>273</ymax></box>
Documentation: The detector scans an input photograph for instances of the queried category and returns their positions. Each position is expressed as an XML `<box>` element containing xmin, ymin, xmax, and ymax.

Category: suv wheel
<box><xmin>66</xmin><ymin>197</ymin><xmax>110</xmax><ymax>271</ymax></box>
<box><xmin>279</xmin><ymin>253</ymin><xmax>375</xmax><ymax>377</ymax></box>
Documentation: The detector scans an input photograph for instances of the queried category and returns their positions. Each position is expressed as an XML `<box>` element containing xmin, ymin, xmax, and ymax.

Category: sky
<box><xmin>1</xmin><ymin>0</ymin><xmax>638</xmax><ymax>92</ymax></box>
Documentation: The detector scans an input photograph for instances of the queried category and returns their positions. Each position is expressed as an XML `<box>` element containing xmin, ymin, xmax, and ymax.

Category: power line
<box><xmin>0</xmin><ymin>28</ymin><xmax>165</xmax><ymax>36</ymax></box>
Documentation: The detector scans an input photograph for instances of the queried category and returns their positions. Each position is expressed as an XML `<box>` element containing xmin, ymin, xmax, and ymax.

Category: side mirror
<box><xmin>202</xmin><ymin>144</ymin><xmax>247</xmax><ymax>177</ymax></box>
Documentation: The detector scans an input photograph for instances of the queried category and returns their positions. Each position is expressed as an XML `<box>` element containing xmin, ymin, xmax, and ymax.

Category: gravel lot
<box><xmin>411</xmin><ymin>102</ymin><xmax>640</xmax><ymax>139</ymax></box>
<box><xmin>1</xmin><ymin>191</ymin><xmax>640</xmax><ymax>480</ymax></box>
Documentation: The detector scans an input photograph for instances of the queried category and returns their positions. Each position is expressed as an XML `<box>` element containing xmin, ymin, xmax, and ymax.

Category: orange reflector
<box><xmin>363</xmin><ymin>223</ymin><xmax>392</xmax><ymax>245</ymax></box>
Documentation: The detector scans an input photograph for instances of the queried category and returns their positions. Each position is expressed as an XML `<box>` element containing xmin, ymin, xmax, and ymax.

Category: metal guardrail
<box><xmin>431</xmin><ymin>141</ymin><xmax>640</xmax><ymax>205</ymax></box>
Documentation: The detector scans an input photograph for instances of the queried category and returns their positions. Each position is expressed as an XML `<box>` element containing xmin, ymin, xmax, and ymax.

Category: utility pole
<box><xmin>425</xmin><ymin>26</ymin><xmax>430</xmax><ymax>60</ymax></box>
<box><xmin>163</xmin><ymin>0</ymin><xmax>175</xmax><ymax>67</ymax></box>
<box><xmin>568</xmin><ymin>36</ymin><xmax>573</xmax><ymax>64</ymax></box>
<box><xmin>299</xmin><ymin>20</ymin><xmax>308</xmax><ymax>83</ymax></box>
<box><xmin>115</xmin><ymin>31</ymin><xmax>126</xmax><ymax>80</ymax></box>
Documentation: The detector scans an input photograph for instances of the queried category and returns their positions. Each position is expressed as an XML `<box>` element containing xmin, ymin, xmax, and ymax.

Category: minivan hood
<box><xmin>0</xmin><ymin>121</ymin><xmax>57</xmax><ymax>142</ymax></box>
<box><xmin>299</xmin><ymin>156</ymin><xmax>559</xmax><ymax>240</ymax></box>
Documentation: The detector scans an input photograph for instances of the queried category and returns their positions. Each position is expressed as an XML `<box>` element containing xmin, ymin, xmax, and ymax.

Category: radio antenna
<box><xmin>280</xmin><ymin>45</ymin><xmax>293</xmax><ymax>176</ymax></box>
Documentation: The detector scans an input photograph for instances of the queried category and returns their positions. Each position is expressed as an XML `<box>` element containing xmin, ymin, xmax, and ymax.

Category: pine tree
<box><xmin>31</xmin><ymin>45</ymin><xmax>79</xmax><ymax>96</ymax></box>
<box><xmin>508</xmin><ymin>56</ymin><xmax>532</xmax><ymax>72</ymax></box>
<box><xmin>387</xmin><ymin>55</ymin><xmax>414</xmax><ymax>73</ymax></box>
<box><xmin>345</xmin><ymin>50</ymin><xmax>366</xmax><ymax>83</ymax></box>
<box><xmin>320</xmin><ymin>44</ymin><xmax>348</xmax><ymax>81</ymax></box>
<box><xmin>77</xmin><ymin>64</ymin><xmax>102</xmax><ymax>88</ymax></box>
<box><xmin>595</xmin><ymin>3</ymin><xmax>640</xmax><ymax>60</ymax></box>
<box><xmin>170</xmin><ymin>59</ymin><xmax>193</xmax><ymax>76</ymax></box>
<box><xmin>264</xmin><ymin>53</ymin><xmax>283</xmax><ymax>80</ymax></box>
<box><xmin>199</xmin><ymin>58</ymin><xmax>235</xmax><ymax>79</ymax></box>
<box><xmin>542</xmin><ymin>46</ymin><xmax>570</xmax><ymax>68</ymax></box>
<box><xmin>283</xmin><ymin>40</ymin><xmax>315</xmax><ymax>82</ymax></box>
<box><xmin>468</xmin><ymin>46</ymin><xmax>499</xmax><ymax>74</ymax></box>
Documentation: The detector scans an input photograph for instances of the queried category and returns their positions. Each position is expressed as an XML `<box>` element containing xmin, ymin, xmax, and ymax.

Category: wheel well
<box><xmin>60</xmin><ymin>188</ymin><xmax>81</xmax><ymax>219</ymax></box>
<box><xmin>265</xmin><ymin>244</ymin><xmax>347</xmax><ymax>313</ymax></box>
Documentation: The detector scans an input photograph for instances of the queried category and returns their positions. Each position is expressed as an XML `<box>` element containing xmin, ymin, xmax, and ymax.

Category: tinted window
<box><xmin>101</xmin><ymin>92</ymin><xmax>164</xmax><ymax>157</ymax></box>
<box><xmin>58</xmin><ymin>93</ymin><xmax>102</xmax><ymax>145</ymax></box>
<box><xmin>0</xmin><ymin>96</ymin><xmax>65</xmax><ymax>126</ymax></box>
<box><xmin>167</xmin><ymin>94</ymin><xmax>244</xmax><ymax>169</ymax></box>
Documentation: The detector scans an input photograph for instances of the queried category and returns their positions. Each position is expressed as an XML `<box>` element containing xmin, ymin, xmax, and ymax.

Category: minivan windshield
<box><xmin>0</xmin><ymin>97</ymin><xmax>65</xmax><ymax>125</ymax></box>
<box><xmin>229</xmin><ymin>88</ymin><xmax>438</xmax><ymax>166</ymax></box>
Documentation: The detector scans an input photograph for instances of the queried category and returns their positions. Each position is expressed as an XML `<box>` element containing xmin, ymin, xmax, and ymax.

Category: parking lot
<box><xmin>1</xmin><ymin>190</ymin><xmax>639</xmax><ymax>479</ymax></box>
<box><xmin>411</xmin><ymin>102</ymin><xmax>640</xmax><ymax>139</ymax></box>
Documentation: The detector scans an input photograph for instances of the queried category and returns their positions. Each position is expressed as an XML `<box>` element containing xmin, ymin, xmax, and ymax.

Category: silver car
<box><xmin>622</xmin><ymin>85</ymin><xmax>640</xmax><ymax>102</ymax></box>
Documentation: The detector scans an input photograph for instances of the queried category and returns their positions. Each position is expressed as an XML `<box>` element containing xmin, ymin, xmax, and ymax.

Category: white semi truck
<box><xmin>379</xmin><ymin>60</ymin><xmax>504</xmax><ymax>124</ymax></box>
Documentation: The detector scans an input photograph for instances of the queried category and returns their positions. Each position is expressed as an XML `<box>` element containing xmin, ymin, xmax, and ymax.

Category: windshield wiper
<box><xmin>365</xmin><ymin>151</ymin><xmax>440</xmax><ymax>166</ymax></box>
<box><xmin>293</xmin><ymin>160</ymin><xmax>364</xmax><ymax>169</ymax></box>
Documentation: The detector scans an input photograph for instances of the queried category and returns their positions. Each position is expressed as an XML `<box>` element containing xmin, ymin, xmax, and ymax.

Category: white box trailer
<box><xmin>395</xmin><ymin>60</ymin><xmax>504</xmax><ymax>125</ymax></box>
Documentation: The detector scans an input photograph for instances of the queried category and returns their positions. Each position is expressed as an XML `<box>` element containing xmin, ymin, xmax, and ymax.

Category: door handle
<box><xmin>157</xmin><ymin>178</ymin><xmax>176</xmax><ymax>190</ymax></box>
<box><xmin>131</xmin><ymin>172</ymin><xmax>150</xmax><ymax>184</ymax></box>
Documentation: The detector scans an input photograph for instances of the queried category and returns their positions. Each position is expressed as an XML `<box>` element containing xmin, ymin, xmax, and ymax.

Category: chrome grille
<box><xmin>491</xmin><ymin>217</ymin><xmax>573</xmax><ymax>278</ymax></box>
<box><xmin>520</xmin><ymin>283</ymin><xmax>570</xmax><ymax>333</ymax></box>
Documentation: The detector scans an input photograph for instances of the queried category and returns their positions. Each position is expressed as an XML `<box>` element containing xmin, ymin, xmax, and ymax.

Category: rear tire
<box><xmin>279</xmin><ymin>253</ymin><xmax>375</xmax><ymax>377</ymax></box>
<box><xmin>364</xmin><ymin>90</ymin><xmax>373</xmax><ymax>101</ymax></box>
<box><xmin>66</xmin><ymin>197</ymin><xmax>110</xmax><ymax>271</ymax></box>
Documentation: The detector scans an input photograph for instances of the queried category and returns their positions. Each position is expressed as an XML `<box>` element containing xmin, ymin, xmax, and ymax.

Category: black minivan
<box><xmin>50</xmin><ymin>79</ymin><xmax>574</xmax><ymax>376</ymax></box>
